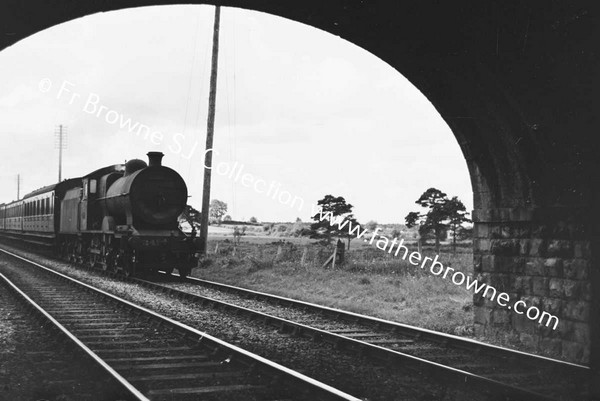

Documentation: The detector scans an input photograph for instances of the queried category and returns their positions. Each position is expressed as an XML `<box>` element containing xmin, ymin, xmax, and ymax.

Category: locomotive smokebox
<box><xmin>147</xmin><ymin>151</ymin><xmax>164</xmax><ymax>167</ymax></box>
<box><xmin>103</xmin><ymin>152</ymin><xmax>187</xmax><ymax>227</ymax></box>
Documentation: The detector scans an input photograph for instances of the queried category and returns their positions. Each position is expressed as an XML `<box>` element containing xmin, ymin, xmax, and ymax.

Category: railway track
<box><xmin>0</xmin><ymin>249</ymin><xmax>360</xmax><ymax>401</ymax></box>
<box><xmin>143</xmin><ymin>272</ymin><xmax>591</xmax><ymax>401</ymax></box>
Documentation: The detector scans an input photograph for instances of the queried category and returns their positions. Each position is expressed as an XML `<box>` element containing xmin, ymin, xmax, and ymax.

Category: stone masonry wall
<box><xmin>472</xmin><ymin>207</ymin><xmax>592</xmax><ymax>365</ymax></box>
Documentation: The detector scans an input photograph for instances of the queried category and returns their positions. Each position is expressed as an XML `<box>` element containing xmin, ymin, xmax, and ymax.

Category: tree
<box><xmin>233</xmin><ymin>226</ymin><xmax>246</xmax><ymax>244</ymax></box>
<box><xmin>337</xmin><ymin>215</ymin><xmax>362</xmax><ymax>250</ymax></box>
<box><xmin>309</xmin><ymin>195</ymin><xmax>359</xmax><ymax>249</ymax></box>
<box><xmin>405</xmin><ymin>188</ymin><xmax>469</xmax><ymax>253</ymax></box>
<box><xmin>180</xmin><ymin>205</ymin><xmax>201</xmax><ymax>225</ymax></box>
<box><xmin>457</xmin><ymin>225</ymin><xmax>474</xmax><ymax>241</ymax></box>
<box><xmin>365</xmin><ymin>220</ymin><xmax>378</xmax><ymax>231</ymax></box>
<box><xmin>249</xmin><ymin>216</ymin><xmax>258</xmax><ymax>223</ymax></box>
<box><xmin>443</xmin><ymin>196</ymin><xmax>471</xmax><ymax>252</ymax></box>
<box><xmin>209</xmin><ymin>199</ymin><xmax>227</xmax><ymax>223</ymax></box>
<box><xmin>223</xmin><ymin>215</ymin><xmax>232</xmax><ymax>222</ymax></box>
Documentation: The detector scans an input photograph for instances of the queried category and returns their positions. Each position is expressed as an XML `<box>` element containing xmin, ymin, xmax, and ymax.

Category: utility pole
<box><xmin>55</xmin><ymin>125</ymin><xmax>67</xmax><ymax>182</ymax></box>
<box><xmin>198</xmin><ymin>5</ymin><xmax>221</xmax><ymax>256</ymax></box>
<box><xmin>16</xmin><ymin>174</ymin><xmax>21</xmax><ymax>200</ymax></box>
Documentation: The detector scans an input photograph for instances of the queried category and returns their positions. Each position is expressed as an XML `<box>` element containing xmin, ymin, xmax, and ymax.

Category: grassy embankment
<box><xmin>194</xmin><ymin>238</ymin><xmax>475</xmax><ymax>336</ymax></box>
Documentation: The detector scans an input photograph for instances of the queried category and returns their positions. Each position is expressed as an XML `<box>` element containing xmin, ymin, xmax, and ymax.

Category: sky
<box><xmin>0</xmin><ymin>5</ymin><xmax>472</xmax><ymax>224</ymax></box>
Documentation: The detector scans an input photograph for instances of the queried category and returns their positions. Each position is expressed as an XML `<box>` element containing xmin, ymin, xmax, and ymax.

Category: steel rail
<box><xmin>133</xmin><ymin>275</ymin><xmax>562</xmax><ymax>401</ymax></box>
<box><xmin>0</xmin><ymin>248</ymin><xmax>361</xmax><ymax>401</ymax></box>
<box><xmin>179</xmin><ymin>274</ymin><xmax>589</xmax><ymax>371</ymax></box>
<box><xmin>0</xmin><ymin>272</ymin><xmax>149</xmax><ymax>401</ymax></box>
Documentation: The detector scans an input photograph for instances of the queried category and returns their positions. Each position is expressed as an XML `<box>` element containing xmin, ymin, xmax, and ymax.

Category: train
<box><xmin>0</xmin><ymin>151</ymin><xmax>199</xmax><ymax>278</ymax></box>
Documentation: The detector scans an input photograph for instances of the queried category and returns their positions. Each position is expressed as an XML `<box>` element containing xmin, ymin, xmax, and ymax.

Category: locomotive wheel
<box><xmin>88</xmin><ymin>254</ymin><xmax>98</xmax><ymax>269</ymax></box>
<box><xmin>105</xmin><ymin>253</ymin><xmax>118</xmax><ymax>274</ymax></box>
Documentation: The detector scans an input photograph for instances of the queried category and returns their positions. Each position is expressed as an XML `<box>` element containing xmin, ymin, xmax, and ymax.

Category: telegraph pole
<box><xmin>198</xmin><ymin>5</ymin><xmax>221</xmax><ymax>256</ymax></box>
<box><xmin>16</xmin><ymin>174</ymin><xmax>21</xmax><ymax>200</ymax></box>
<box><xmin>55</xmin><ymin>125</ymin><xmax>67</xmax><ymax>182</ymax></box>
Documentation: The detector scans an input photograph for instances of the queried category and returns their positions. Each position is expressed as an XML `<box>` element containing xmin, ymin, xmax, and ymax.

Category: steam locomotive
<box><xmin>0</xmin><ymin>152</ymin><xmax>198</xmax><ymax>277</ymax></box>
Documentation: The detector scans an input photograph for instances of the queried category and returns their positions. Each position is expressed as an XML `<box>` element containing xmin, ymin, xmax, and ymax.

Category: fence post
<box><xmin>300</xmin><ymin>247</ymin><xmax>308</xmax><ymax>266</ymax></box>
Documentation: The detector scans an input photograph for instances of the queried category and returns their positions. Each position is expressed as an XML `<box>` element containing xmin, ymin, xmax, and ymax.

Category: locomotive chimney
<box><xmin>147</xmin><ymin>151</ymin><xmax>164</xmax><ymax>167</ymax></box>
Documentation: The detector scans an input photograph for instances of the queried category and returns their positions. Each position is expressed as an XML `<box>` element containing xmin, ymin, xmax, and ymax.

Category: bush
<box><xmin>247</xmin><ymin>255</ymin><xmax>274</xmax><ymax>273</ymax></box>
<box><xmin>197</xmin><ymin>257</ymin><xmax>213</xmax><ymax>268</ymax></box>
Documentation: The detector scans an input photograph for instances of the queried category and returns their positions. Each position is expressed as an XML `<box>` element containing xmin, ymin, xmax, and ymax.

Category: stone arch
<box><xmin>0</xmin><ymin>1</ymin><xmax>596</xmax><ymax>367</ymax></box>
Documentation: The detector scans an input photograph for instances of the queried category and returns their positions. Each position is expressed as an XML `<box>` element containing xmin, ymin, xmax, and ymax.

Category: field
<box><xmin>194</xmin><ymin>236</ymin><xmax>475</xmax><ymax>336</ymax></box>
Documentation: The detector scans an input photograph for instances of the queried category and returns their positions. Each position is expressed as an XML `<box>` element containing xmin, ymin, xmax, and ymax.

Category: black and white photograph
<box><xmin>0</xmin><ymin>1</ymin><xmax>596</xmax><ymax>400</ymax></box>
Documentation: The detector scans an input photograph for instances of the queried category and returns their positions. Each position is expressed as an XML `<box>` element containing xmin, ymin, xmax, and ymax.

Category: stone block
<box><xmin>539</xmin><ymin>338</ymin><xmax>562</xmax><ymax>355</ymax></box>
<box><xmin>573</xmin><ymin>241</ymin><xmax>591</xmax><ymax>258</ymax></box>
<box><xmin>519</xmin><ymin>333</ymin><xmax>538</xmax><ymax>349</ymax></box>
<box><xmin>582</xmin><ymin>282</ymin><xmax>592</xmax><ymax>301</ymax></box>
<box><xmin>500</xmin><ymin>225</ymin><xmax>512</xmax><ymax>239</ymax></box>
<box><xmin>532</xmin><ymin>225</ymin><xmax>551</xmax><ymax>239</ymax></box>
<box><xmin>563</xmin><ymin>301</ymin><xmax>590</xmax><ymax>322</ymax></box>
<box><xmin>548</xmin><ymin>278</ymin><xmax>565</xmax><ymax>297</ymax></box>
<box><xmin>512</xmin><ymin>311</ymin><xmax>536</xmax><ymax>334</ymax></box>
<box><xmin>529</xmin><ymin>239</ymin><xmax>545</xmax><ymax>256</ymax></box>
<box><xmin>492</xmin><ymin>256</ymin><xmax>518</xmax><ymax>273</ymax></box>
<box><xmin>570</xmin><ymin>322</ymin><xmax>590</xmax><ymax>344</ymax></box>
<box><xmin>519</xmin><ymin>295</ymin><xmax>541</xmax><ymax>308</ymax></box>
<box><xmin>561</xmin><ymin>340</ymin><xmax>585</xmax><ymax>363</ymax></box>
<box><xmin>488</xmin><ymin>274</ymin><xmax>511</xmax><ymax>292</ymax></box>
<box><xmin>489</xmin><ymin>225</ymin><xmax>501</xmax><ymax>239</ymax></box>
<box><xmin>474</xmin><ymin>224</ymin><xmax>489</xmax><ymax>239</ymax></box>
<box><xmin>546</xmin><ymin>240</ymin><xmax>574</xmax><ymax>258</ymax></box>
<box><xmin>555</xmin><ymin>320</ymin><xmax>573</xmax><ymax>339</ymax></box>
<box><xmin>518</xmin><ymin>226</ymin><xmax>532</xmax><ymax>238</ymax></box>
<box><xmin>474</xmin><ymin>238</ymin><xmax>491</xmax><ymax>253</ymax></box>
<box><xmin>519</xmin><ymin>239</ymin><xmax>531</xmax><ymax>255</ymax></box>
<box><xmin>563</xmin><ymin>280</ymin><xmax>583</xmax><ymax>299</ymax></box>
<box><xmin>491</xmin><ymin>239</ymin><xmax>521</xmax><ymax>256</ymax></box>
<box><xmin>543</xmin><ymin>258</ymin><xmax>563</xmax><ymax>277</ymax></box>
<box><xmin>541</xmin><ymin>297</ymin><xmax>563</xmax><ymax>316</ymax></box>
<box><xmin>473</xmin><ymin>254</ymin><xmax>482</xmax><ymax>273</ymax></box>
<box><xmin>532</xmin><ymin>277</ymin><xmax>549</xmax><ymax>296</ymax></box>
<box><xmin>480</xmin><ymin>255</ymin><xmax>494</xmax><ymax>272</ymax></box>
<box><xmin>562</xmin><ymin>259</ymin><xmax>590</xmax><ymax>280</ymax></box>
<box><xmin>514</xmin><ymin>276</ymin><xmax>533</xmax><ymax>293</ymax></box>
<box><xmin>525</xmin><ymin>259</ymin><xmax>545</xmax><ymax>276</ymax></box>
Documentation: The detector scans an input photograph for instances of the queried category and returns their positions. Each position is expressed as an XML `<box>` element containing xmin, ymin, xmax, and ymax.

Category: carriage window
<box><xmin>90</xmin><ymin>179</ymin><xmax>97</xmax><ymax>194</ymax></box>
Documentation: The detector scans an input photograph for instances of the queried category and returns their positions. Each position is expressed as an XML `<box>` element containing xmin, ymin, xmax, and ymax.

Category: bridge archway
<box><xmin>1</xmin><ymin>1</ymin><xmax>596</xmax><ymax>367</ymax></box>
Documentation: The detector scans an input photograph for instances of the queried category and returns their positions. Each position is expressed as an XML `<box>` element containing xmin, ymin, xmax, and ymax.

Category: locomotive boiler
<box><xmin>0</xmin><ymin>151</ymin><xmax>198</xmax><ymax>278</ymax></box>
